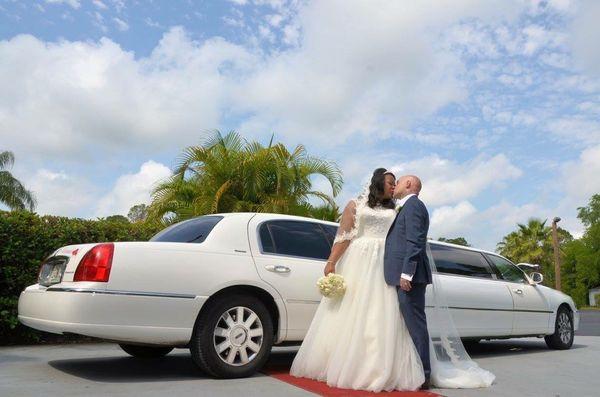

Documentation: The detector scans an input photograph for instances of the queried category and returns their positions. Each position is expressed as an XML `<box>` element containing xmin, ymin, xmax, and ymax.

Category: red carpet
<box><xmin>264</xmin><ymin>366</ymin><xmax>442</xmax><ymax>397</ymax></box>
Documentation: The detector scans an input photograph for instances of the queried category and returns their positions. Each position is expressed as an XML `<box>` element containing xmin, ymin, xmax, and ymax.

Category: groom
<box><xmin>384</xmin><ymin>175</ymin><xmax>433</xmax><ymax>389</ymax></box>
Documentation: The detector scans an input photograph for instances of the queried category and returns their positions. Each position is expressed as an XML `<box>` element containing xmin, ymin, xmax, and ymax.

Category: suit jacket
<box><xmin>384</xmin><ymin>195</ymin><xmax>432</xmax><ymax>285</ymax></box>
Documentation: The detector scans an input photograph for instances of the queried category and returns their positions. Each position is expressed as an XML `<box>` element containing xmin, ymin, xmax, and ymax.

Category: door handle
<box><xmin>513</xmin><ymin>289</ymin><xmax>523</xmax><ymax>295</ymax></box>
<box><xmin>265</xmin><ymin>265</ymin><xmax>291</xmax><ymax>273</ymax></box>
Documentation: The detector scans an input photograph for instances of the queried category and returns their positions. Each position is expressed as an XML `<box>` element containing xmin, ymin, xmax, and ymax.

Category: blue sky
<box><xmin>1</xmin><ymin>0</ymin><xmax>599</xmax><ymax>250</ymax></box>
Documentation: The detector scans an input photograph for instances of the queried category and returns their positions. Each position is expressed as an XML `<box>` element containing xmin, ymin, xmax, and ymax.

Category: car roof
<box><xmin>213</xmin><ymin>212</ymin><xmax>339</xmax><ymax>227</ymax></box>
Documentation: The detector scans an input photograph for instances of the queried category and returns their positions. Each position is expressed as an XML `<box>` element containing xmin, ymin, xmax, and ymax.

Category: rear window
<box><xmin>150</xmin><ymin>216</ymin><xmax>223</xmax><ymax>243</ymax></box>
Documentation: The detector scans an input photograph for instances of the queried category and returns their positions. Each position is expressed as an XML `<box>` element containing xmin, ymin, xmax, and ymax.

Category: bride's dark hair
<box><xmin>367</xmin><ymin>168</ymin><xmax>395</xmax><ymax>209</ymax></box>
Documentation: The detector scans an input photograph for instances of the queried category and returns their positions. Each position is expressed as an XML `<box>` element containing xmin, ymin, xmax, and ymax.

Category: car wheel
<box><xmin>190</xmin><ymin>294</ymin><xmax>274</xmax><ymax>378</ymax></box>
<box><xmin>544</xmin><ymin>306</ymin><xmax>574</xmax><ymax>350</ymax></box>
<box><xmin>119</xmin><ymin>344</ymin><xmax>174</xmax><ymax>358</ymax></box>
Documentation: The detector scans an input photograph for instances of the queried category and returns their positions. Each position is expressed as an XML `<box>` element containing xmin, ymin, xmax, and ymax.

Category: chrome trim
<box><xmin>425</xmin><ymin>305</ymin><xmax>553</xmax><ymax>314</ymax></box>
<box><xmin>287</xmin><ymin>299</ymin><xmax>321</xmax><ymax>304</ymax></box>
<box><xmin>46</xmin><ymin>287</ymin><xmax>196</xmax><ymax>299</ymax></box>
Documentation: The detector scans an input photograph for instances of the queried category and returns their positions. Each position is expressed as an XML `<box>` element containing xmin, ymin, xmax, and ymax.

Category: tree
<box><xmin>128</xmin><ymin>204</ymin><xmax>149</xmax><ymax>223</ymax></box>
<box><xmin>0</xmin><ymin>151</ymin><xmax>36</xmax><ymax>211</ymax></box>
<box><xmin>437</xmin><ymin>237</ymin><xmax>470</xmax><ymax>246</ymax></box>
<box><xmin>148</xmin><ymin>131</ymin><xmax>343</xmax><ymax>223</ymax></box>
<box><xmin>105</xmin><ymin>215</ymin><xmax>130</xmax><ymax>223</ymax></box>
<box><xmin>497</xmin><ymin>218</ymin><xmax>572</xmax><ymax>286</ymax></box>
<box><xmin>308</xmin><ymin>203</ymin><xmax>340</xmax><ymax>222</ymax></box>
<box><xmin>577</xmin><ymin>194</ymin><xmax>600</xmax><ymax>228</ymax></box>
<box><xmin>563</xmin><ymin>194</ymin><xmax>600</xmax><ymax>306</ymax></box>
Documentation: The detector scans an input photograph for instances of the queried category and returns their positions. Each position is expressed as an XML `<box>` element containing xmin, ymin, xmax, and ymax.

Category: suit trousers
<box><xmin>397</xmin><ymin>283</ymin><xmax>431</xmax><ymax>379</ymax></box>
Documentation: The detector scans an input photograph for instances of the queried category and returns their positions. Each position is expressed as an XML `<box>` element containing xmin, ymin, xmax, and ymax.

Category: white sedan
<box><xmin>18</xmin><ymin>213</ymin><xmax>579</xmax><ymax>378</ymax></box>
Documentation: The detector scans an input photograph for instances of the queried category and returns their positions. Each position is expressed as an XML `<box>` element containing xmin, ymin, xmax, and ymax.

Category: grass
<box><xmin>579</xmin><ymin>306</ymin><xmax>600</xmax><ymax>311</ymax></box>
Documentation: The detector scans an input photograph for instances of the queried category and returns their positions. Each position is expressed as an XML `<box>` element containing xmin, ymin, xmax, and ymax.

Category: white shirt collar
<box><xmin>396</xmin><ymin>193</ymin><xmax>417</xmax><ymax>209</ymax></box>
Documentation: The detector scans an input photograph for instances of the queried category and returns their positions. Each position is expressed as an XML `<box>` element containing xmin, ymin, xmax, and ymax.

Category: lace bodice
<box><xmin>334</xmin><ymin>199</ymin><xmax>397</xmax><ymax>244</ymax></box>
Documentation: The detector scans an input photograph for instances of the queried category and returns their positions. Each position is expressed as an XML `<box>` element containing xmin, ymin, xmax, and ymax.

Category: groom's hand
<box><xmin>400</xmin><ymin>278</ymin><xmax>412</xmax><ymax>292</ymax></box>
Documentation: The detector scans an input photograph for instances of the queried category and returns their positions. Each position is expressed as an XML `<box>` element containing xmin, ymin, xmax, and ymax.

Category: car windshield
<box><xmin>150</xmin><ymin>216</ymin><xmax>223</xmax><ymax>243</ymax></box>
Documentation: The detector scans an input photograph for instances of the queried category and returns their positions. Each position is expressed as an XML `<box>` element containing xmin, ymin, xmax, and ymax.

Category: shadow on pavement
<box><xmin>465</xmin><ymin>339</ymin><xmax>587</xmax><ymax>358</ymax></box>
<box><xmin>46</xmin><ymin>340</ymin><xmax>587</xmax><ymax>383</ymax></box>
<box><xmin>49</xmin><ymin>352</ymin><xmax>208</xmax><ymax>383</ymax></box>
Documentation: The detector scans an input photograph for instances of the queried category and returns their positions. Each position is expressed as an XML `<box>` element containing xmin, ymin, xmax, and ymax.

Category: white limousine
<box><xmin>19</xmin><ymin>213</ymin><xmax>579</xmax><ymax>378</ymax></box>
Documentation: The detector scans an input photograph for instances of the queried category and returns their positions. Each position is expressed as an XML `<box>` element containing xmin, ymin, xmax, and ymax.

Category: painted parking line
<box><xmin>263</xmin><ymin>365</ymin><xmax>441</xmax><ymax>397</ymax></box>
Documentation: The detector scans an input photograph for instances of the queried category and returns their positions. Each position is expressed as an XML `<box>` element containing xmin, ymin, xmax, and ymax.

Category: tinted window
<box><xmin>321</xmin><ymin>224</ymin><xmax>338</xmax><ymax>246</ymax></box>
<box><xmin>259</xmin><ymin>220</ymin><xmax>331</xmax><ymax>260</ymax></box>
<box><xmin>486</xmin><ymin>254</ymin><xmax>527</xmax><ymax>283</ymax></box>
<box><xmin>259</xmin><ymin>223</ymin><xmax>275</xmax><ymax>253</ymax></box>
<box><xmin>150</xmin><ymin>216</ymin><xmax>223</xmax><ymax>243</ymax></box>
<box><xmin>430</xmin><ymin>244</ymin><xmax>495</xmax><ymax>279</ymax></box>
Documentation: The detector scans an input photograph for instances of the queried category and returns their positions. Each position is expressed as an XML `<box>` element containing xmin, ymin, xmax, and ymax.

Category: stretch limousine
<box><xmin>19</xmin><ymin>213</ymin><xmax>579</xmax><ymax>378</ymax></box>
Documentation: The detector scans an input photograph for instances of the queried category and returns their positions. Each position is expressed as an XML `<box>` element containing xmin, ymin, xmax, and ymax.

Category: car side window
<box><xmin>486</xmin><ymin>254</ymin><xmax>528</xmax><ymax>284</ymax></box>
<box><xmin>430</xmin><ymin>244</ymin><xmax>495</xmax><ymax>279</ymax></box>
<box><xmin>321</xmin><ymin>224</ymin><xmax>338</xmax><ymax>247</ymax></box>
<box><xmin>258</xmin><ymin>220</ymin><xmax>331</xmax><ymax>260</ymax></box>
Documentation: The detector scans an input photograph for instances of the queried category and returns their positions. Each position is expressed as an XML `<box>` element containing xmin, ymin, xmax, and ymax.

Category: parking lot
<box><xmin>1</xmin><ymin>310</ymin><xmax>598</xmax><ymax>397</ymax></box>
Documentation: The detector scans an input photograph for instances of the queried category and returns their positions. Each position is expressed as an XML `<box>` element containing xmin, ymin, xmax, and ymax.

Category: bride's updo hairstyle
<box><xmin>367</xmin><ymin>168</ymin><xmax>396</xmax><ymax>209</ymax></box>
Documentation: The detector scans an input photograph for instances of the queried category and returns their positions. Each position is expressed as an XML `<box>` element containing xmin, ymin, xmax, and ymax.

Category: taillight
<box><xmin>73</xmin><ymin>243</ymin><xmax>114</xmax><ymax>282</ymax></box>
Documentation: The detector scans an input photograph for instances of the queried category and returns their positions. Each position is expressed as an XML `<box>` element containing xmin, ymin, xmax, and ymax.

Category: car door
<box><xmin>485</xmin><ymin>254</ymin><xmax>552</xmax><ymax>335</ymax></box>
<box><xmin>428</xmin><ymin>244</ymin><xmax>514</xmax><ymax>337</ymax></box>
<box><xmin>248</xmin><ymin>217</ymin><xmax>332</xmax><ymax>340</ymax></box>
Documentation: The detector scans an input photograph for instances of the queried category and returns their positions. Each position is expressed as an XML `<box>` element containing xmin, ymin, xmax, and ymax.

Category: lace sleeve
<box><xmin>333</xmin><ymin>200</ymin><xmax>358</xmax><ymax>244</ymax></box>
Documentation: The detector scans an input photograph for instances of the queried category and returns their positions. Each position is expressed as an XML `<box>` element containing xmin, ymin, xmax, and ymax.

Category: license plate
<box><xmin>39</xmin><ymin>259</ymin><xmax>67</xmax><ymax>287</ymax></box>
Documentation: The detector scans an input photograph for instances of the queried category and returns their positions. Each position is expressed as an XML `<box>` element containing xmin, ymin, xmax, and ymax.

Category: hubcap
<box><xmin>557</xmin><ymin>312</ymin><xmax>572</xmax><ymax>344</ymax></box>
<box><xmin>213</xmin><ymin>306</ymin><xmax>263</xmax><ymax>366</ymax></box>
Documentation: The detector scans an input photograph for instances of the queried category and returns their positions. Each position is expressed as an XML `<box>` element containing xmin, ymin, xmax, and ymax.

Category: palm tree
<box><xmin>497</xmin><ymin>218</ymin><xmax>572</xmax><ymax>285</ymax></box>
<box><xmin>148</xmin><ymin>131</ymin><xmax>343</xmax><ymax>223</ymax></box>
<box><xmin>0</xmin><ymin>150</ymin><xmax>36</xmax><ymax>211</ymax></box>
<box><xmin>497</xmin><ymin>218</ymin><xmax>552</xmax><ymax>265</ymax></box>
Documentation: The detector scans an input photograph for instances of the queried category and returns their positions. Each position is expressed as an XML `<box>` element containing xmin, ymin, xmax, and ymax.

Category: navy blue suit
<box><xmin>384</xmin><ymin>195</ymin><xmax>432</xmax><ymax>379</ymax></box>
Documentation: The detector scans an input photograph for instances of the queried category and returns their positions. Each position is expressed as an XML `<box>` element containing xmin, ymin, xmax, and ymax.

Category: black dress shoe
<box><xmin>420</xmin><ymin>378</ymin><xmax>431</xmax><ymax>390</ymax></box>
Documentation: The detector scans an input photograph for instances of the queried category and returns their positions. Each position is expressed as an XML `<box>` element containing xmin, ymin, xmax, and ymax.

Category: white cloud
<box><xmin>546</xmin><ymin>117</ymin><xmax>600</xmax><ymax>146</ymax></box>
<box><xmin>234</xmin><ymin>0</ymin><xmax>525</xmax><ymax>143</ymax></box>
<box><xmin>0</xmin><ymin>1</ymin><xmax>529</xmax><ymax>163</ymax></box>
<box><xmin>430</xmin><ymin>201</ymin><xmax>477</xmax><ymax>238</ymax></box>
<box><xmin>95</xmin><ymin>161</ymin><xmax>172</xmax><ymax>217</ymax></box>
<box><xmin>113</xmin><ymin>17</ymin><xmax>129</xmax><ymax>32</ymax></box>
<box><xmin>389</xmin><ymin>154</ymin><xmax>522</xmax><ymax>207</ymax></box>
<box><xmin>26</xmin><ymin>169</ymin><xmax>97</xmax><ymax>217</ymax></box>
<box><xmin>93</xmin><ymin>0</ymin><xmax>107</xmax><ymax>10</ymax></box>
<box><xmin>571</xmin><ymin>0</ymin><xmax>600</xmax><ymax>76</ymax></box>
<box><xmin>45</xmin><ymin>0</ymin><xmax>80</xmax><ymax>9</ymax></box>
<box><xmin>0</xmin><ymin>28</ymin><xmax>254</xmax><ymax>159</ymax></box>
<box><xmin>562</xmin><ymin>144</ymin><xmax>600</xmax><ymax>202</ymax></box>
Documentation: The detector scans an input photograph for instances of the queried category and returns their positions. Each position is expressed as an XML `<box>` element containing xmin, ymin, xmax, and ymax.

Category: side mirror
<box><xmin>530</xmin><ymin>272</ymin><xmax>543</xmax><ymax>285</ymax></box>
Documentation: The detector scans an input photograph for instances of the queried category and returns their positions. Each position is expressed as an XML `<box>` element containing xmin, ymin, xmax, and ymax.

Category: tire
<box><xmin>545</xmin><ymin>306</ymin><xmax>574</xmax><ymax>350</ymax></box>
<box><xmin>119</xmin><ymin>344</ymin><xmax>174</xmax><ymax>358</ymax></box>
<box><xmin>190</xmin><ymin>294</ymin><xmax>274</xmax><ymax>378</ymax></box>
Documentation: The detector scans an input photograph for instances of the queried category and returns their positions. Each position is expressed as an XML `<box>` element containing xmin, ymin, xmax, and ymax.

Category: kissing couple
<box><xmin>290</xmin><ymin>168</ymin><xmax>496</xmax><ymax>391</ymax></box>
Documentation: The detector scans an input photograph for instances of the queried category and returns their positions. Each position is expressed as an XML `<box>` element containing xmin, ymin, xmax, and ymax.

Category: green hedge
<box><xmin>0</xmin><ymin>210</ymin><xmax>162</xmax><ymax>345</ymax></box>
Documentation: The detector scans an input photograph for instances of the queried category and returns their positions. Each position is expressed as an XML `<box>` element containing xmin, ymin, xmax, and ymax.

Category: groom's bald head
<box><xmin>393</xmin><ymin>175</ymin><xmax>422</xmax><ymax>199</ymax></box>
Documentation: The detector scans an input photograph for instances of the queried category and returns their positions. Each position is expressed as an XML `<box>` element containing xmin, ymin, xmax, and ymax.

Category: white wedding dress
<box><xmin>290</xmin><ymin>199</ymin><xmax>425</xmax><ymax>391</ymax></box>
<box><xmin>290</xmin><ymin>192</ymin><xmax>496</xmax><ymax>391</ymax></box>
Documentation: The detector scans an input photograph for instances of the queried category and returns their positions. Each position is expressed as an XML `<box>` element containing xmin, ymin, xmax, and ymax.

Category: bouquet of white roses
<box><xmin>317</xmin><ymin>273</ymin><xmax>346</xmax><ymax>298</ymax></box>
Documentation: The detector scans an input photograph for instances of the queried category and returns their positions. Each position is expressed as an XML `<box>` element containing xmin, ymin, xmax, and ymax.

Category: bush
<box><xmin>0</xmin><ymin>210</ymin><xmax>162</xmax><ymax>345</ymax></box>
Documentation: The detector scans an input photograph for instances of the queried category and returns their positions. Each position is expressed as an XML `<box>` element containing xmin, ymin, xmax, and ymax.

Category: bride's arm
<box><xmin>324</xmin><ymin>200</ymin><xmax>357</xmax><ymax>275</ymax></box>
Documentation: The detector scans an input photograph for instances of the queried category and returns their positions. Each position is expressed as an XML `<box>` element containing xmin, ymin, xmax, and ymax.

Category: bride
<box><xmin>290</xmin><ymin>168</ymin><xmax>495</xmax><ymax>392</ymax></box>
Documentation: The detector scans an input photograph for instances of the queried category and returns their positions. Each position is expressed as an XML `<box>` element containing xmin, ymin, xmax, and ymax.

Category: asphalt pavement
<box><xmin>577</xmin><ymin>309</ymin><xmax>600</xmax><ymax>336</ymax></box>
<box><xmin>0</xmin><ymin>311</ymin><xmax>597</xmax><ymax>397</ymax></box>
